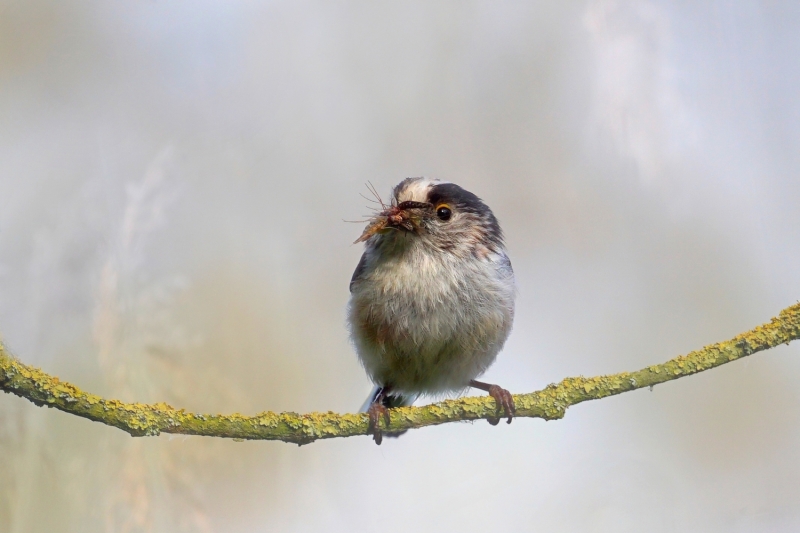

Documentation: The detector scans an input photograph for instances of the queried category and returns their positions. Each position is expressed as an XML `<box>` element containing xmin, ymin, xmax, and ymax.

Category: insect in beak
<box><xmin>353</xmin><ymin>201</ymin><xmax>431</xmax><ymax>243</ymax></box>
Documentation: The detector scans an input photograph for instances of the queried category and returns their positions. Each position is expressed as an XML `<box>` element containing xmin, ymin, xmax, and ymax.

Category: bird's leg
<box><xmin>469</xmin><ymin>379</ymin><xmax>515</xmax><ymax>425</ymax></box>
<box><xmin>367</xmin><ymin>386</ymin><xmax>392</xmax><ymax>445</ymax></box>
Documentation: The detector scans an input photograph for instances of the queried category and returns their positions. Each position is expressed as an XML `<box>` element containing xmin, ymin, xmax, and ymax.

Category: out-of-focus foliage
<box><xmin>1</xmin><ymin>1</ymin><xmax>799</xmax><ymax>532</ymax></box>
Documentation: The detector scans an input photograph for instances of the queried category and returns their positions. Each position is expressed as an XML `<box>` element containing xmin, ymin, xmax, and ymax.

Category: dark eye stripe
<box><xmin>397</xmin><ymin>201</ymin><xmax>431</xmax><ymax>210</ymax></box>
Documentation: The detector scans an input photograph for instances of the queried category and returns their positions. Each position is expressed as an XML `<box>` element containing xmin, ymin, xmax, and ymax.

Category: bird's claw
<box><xmin>367</xmin><ymin>402</ymin><xmax>391</xmax><ymax>445</ymax></box>
<box><xmin>487</xmin><ymin>385</ymin><xmax>515</xmax><ymax>425</ymax></box>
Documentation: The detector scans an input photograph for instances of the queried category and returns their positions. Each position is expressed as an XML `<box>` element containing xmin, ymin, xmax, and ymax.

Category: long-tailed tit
<box><xmin>348</xmin><ymin>178</ymin><xmax>516</xmax><ymax>444</ymax></box>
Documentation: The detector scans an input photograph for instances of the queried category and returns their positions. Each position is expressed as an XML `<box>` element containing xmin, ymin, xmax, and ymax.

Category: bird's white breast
<box><xmin>348</xmin><ymin>241</ymin><xmax>515</xmax><ymax>395</ymax></box>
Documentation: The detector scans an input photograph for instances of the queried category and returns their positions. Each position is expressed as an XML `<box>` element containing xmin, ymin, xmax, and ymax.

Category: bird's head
<box><xmin>354</xmin><ymin>178</ymin><xmax>504</xmax><ymax>257</ymax></box>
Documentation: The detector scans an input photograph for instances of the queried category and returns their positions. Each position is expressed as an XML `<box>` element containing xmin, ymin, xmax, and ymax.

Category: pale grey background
<box><xmin>1</xmin><ymin>1</ymin><xmax>800</xmax><ymax>532</ymax></box>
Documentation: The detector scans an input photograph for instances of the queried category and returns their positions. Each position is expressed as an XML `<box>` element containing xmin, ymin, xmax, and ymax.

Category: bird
<box><xmin>348</xmin><ymin>177</ymin><xmax>516</xmax><ymax>444</ymax></box>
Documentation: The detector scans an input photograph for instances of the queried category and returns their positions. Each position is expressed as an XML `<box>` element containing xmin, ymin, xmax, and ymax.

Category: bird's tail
<box><xmin>359</xmin><ymin>385</ymin><xmax>417</xmax><ymax>412</ymax></box>
<box><xmin>359</xmin><ymin>386</ymin><xmax>418</xmax><ymax>438</ymax></box>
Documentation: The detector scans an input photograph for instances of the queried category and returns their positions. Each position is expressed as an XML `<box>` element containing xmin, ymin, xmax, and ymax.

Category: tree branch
<box><xmin>1</xmin><ymin>303</ymin><xmax>799</xmax><ymax>445</ymax></box>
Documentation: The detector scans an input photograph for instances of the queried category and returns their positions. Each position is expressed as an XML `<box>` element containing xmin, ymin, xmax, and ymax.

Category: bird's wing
<box><xmin>488</xmin><ymin>250</ymin><xmax>514</xmax><ymax>279</ymax></box>
<box><xmin>349</xmin><ymin>251</ymin><xmax>368</xmax><ymax>293</ymax></box>
<box><xmin>497</xmin><ymin>250</ymin><xmax>514</xmax><ymax>275</ymax></box>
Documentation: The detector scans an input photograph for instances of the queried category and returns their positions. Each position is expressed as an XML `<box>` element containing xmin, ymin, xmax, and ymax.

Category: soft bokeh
<box><xmin>1</xmin><ymin>1</ymin><xmax>799</xmax><ymax>532</ymax></box>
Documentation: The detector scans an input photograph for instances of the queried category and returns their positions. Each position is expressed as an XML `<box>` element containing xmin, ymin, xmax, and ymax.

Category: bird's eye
<box><xmin>436</xmin><ymin>204</ymin><xmax>452</xmax><ymax>221</ymax></box>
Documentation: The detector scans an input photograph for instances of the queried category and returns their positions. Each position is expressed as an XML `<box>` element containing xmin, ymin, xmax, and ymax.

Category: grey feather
<box><xmin>349</xmin><ymin>251</ymin><xmax>368</xmax><ymax>293</ymax></box>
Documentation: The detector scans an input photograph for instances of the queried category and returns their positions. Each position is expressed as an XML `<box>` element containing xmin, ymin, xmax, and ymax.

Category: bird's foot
<box><xmin>487</xmin><ymin>384</ymin><xmax>515</xmax><ymax>425</ymax></box>
<box><xmin>470</xmin><ymin>380</ymin><xmax>515</xmax><ymax>425</ymax></box>
<box><xmin>367</xmin><ymin>402</ymin><xmax>391</xmax><ymax>445</ymax></box>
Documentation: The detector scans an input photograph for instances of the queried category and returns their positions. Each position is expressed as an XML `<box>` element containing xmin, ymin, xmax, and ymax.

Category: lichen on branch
<box><xmin>1</xmin><ymin>303</ymin><xmax>799</xmax><ymax>445</ymax></box>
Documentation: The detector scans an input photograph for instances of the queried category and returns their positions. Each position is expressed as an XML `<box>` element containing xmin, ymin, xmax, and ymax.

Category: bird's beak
<box><xmin>384</xmin><ymin>201</ymin><xmax>430</xmax><ymax>232</ymax></box>
<box><xmin>353</xmin><ymin>201</ymin><xmax>431</xmax><ymax>243</ymax></box>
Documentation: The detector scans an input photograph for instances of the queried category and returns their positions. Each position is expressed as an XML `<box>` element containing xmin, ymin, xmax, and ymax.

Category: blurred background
<box><xmin>1</xmin><ymin>1</ymin><xmax>799</xmax><ymax>531</ymax></box>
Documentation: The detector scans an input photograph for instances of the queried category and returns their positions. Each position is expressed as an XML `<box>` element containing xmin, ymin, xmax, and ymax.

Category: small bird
<box><xmin>348</xmin><ymin>177</ymin><xmax>516</xmax><ymax>444</ymax></box>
